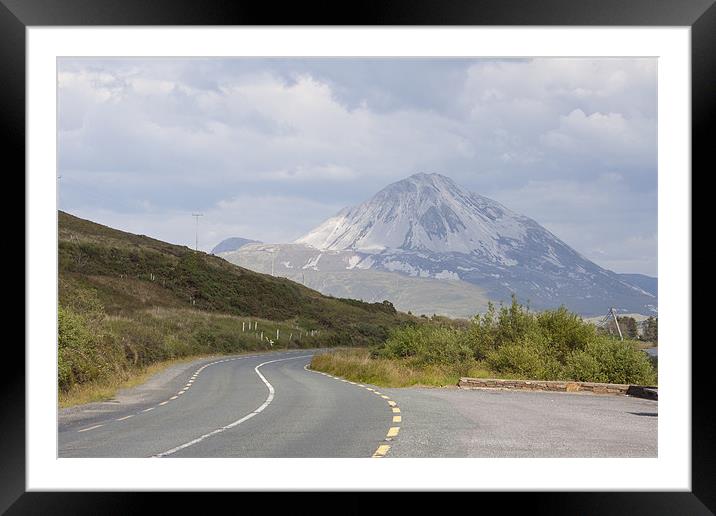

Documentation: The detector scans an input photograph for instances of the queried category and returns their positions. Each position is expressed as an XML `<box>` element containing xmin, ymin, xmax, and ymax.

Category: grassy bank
<box><xmin>310</xmin><ymin>348</ymin><xmax>492</xmax><ymax>387</ymax></box>
<box><xmin>59</xmin><ymin>354</ymin><xmax>216</xmax><ymax>408</ymax></box>
<box><xmin>311</xmin><ymin>298</ymin><xmax>657</xmax><ymax>387</ymax></box>
<box><xmin>59</xmin><ymin>286</ymin><xmax>335</xmax><ymax>400</ymax></box>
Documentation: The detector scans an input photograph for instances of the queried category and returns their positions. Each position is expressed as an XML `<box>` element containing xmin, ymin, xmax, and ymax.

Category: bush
<box><xmin>375</xmin><ymin>325</ymin><xmax>472</xmax><ymax>365</ymax></box>
<box><xmin>58</xmin><ymin>305</ymin><xmax>122</xmax><ymax>390</ymax></box>
<box><xmin>372</xmin><ymin>296</ymin><xmax>657</xmax><ymax>385</ymax></box>
<box><xmin>566</xmin><ymin>339</ymin><xmax>657</xmax><ymax>385</ymax></box>
<box><xmin>486</xmin><ymin>342</ymin><xmax>544</xmax><ymax>379</ymax></box>
<box><xmin>536</xmin><ymin>306</ymin><xmax>598</xmax><ymax>359</ymax></box>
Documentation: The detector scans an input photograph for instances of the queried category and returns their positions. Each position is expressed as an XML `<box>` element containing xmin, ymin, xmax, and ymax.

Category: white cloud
<box><xmin>58</xmin><ymin>57</ymin><xmax>657</xmax><ymax>275</ymax></box>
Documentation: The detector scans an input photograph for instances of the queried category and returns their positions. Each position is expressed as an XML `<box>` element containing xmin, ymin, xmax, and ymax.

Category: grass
<box><xmin>632</xmin><ymin>340</ymin><xmax>658</xmax><ymax>350</ymax></box>
<box><xmin>310</xmin><ymin>348</ymin><xmax>492</xmax><ymax>388</ymax></box>
<box><xmin>58</xmin><ymin>354</ymin><xmax>212</xmax><ymax>408</ymax></box>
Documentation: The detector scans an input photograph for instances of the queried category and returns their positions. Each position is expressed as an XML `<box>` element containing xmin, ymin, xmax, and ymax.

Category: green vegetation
<box><xmin>310</xmin><ymin>347</ymin><xmax>492</xmax><ymax>387</ymax></box>
<box><xmin>58</xmin><ymin>211</ymin><xmax>414</xmax><ymax>404</ymax></box>
<box><xmin>642</xmin><ymin>316</ymin><xmax>658</xmax><ymax>343</ymax></box>
<box><xmin>312</xmin><ymin>296</ymin><xmax>657</xmax><ymax>387</ymax></box>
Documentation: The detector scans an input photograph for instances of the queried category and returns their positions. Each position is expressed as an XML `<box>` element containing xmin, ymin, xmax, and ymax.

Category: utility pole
<box><xmin>609</xmin><ymin>307</ymin><xmax>623</xmax><ymax>341</ymax></box>
<box><xmin>191</xmin><ymin>213</ymin><xmax>203</xmax><ymax>251</ymax></box>
<box><xmin>57</xmin><ymin>175</ymin><xmax>62</xmax><ymax>210</ymax></box>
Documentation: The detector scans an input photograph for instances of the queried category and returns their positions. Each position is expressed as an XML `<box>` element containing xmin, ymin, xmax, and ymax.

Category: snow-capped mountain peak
<box><xmin>296</xmin><ymin>172</ymin><xmax>527</xmax><ymax>260</ymax></box>
<box><xmin>287</xmin><ymin>172</ymin><xmax>657</xmax><ymax>316</ymax></box>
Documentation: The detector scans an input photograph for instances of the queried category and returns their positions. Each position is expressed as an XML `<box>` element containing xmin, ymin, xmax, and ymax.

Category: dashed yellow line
<box><xmin>304</xmin><ymin>364</ymin><xmax>402</xmax><ymax>459</ymax></box>
<box><xmin>372</xmin><ymin>445</ymin><xmax>391</xmax><ymax>458</ymax></box>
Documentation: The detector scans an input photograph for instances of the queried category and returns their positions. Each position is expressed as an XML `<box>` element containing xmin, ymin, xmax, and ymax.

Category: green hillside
<box><xmin>58</xmin><ymin>211</ymin><xmax>414</xmax><ymax>401</ymax></box>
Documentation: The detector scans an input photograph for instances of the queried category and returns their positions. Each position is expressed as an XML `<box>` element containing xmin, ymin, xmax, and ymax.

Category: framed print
<box><xmin>6</xmin><ymin>0</ymin><xmax>712</xmax><ymax>513</ymax></box>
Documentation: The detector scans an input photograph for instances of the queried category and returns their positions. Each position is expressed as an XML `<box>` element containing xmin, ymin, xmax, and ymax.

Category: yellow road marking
<box><xmin>387</xmin><ymin>400</ymin><xmax>396</xmax><ymax>407</ymax></box>
<box><xmin>372</xmin><ymin>445</ymin><xmax>390</xmax><ymax>458</ymax></box>
<box><xmin>393</xmin><ymin>415</ymin><xmax>402</xmax><ymax>423</ymax></box>
<box><xmin>387</xmin><ymin>426</ymin><xmax>400</xmax><ymax>438</ymax></box>
<box><xmin>392</xmin><ymin>407</ymin><xmax>401</xmax><ymax>413</ymax></box>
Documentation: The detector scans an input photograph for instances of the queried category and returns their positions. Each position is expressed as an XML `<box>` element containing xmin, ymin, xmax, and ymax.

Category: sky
<box><xmin>57</xmin><ymin>57</ymin><xmax>657</xmax><ymax>276</ymax></box>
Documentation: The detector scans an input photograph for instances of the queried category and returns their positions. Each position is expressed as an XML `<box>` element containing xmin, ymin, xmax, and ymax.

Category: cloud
<box><xmin>58</xmin><ymin>57</ymin><xmax>657</xmax><ymax>275</ymax></box>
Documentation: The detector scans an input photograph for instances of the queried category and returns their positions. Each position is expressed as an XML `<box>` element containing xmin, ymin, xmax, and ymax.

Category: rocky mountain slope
<box><xmin>223</xmin><ymin>173</ymin><xmax>657</xmax><ymax>317</ymax></box>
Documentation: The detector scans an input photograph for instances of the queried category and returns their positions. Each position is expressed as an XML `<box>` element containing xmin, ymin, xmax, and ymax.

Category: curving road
<box><xmin>58</xmin><ymin>349</ymin><xmax>658</xmax><ymax>458</ymax></box>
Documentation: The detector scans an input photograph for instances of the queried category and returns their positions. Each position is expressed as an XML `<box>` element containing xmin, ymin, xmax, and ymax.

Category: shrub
<box><xmin>373</xmin><ymin>296</ymin><xmax>657</xmax><ymax>385</ymax></box>
<box><xmin>375</xmin><ymin>325</ymin><xmax>472</xmax><ymax>365</ymax></box>
<box><xmin>58</xmin><ymin>305</ymin><xmax>121</xmax><ymax>390</ymax></box>
<box><xmin>486</xmin><ymin>342</ymin><xmax>544</xmax><ymax>379</ymax></box>
<box><xmin>566</xmin><ymin>338</ymin><xmax>657</xmax><ymax>385</ymax></box>
<box><xmin>535</xmin><ymin>306</ymin><xmax>598</xmax><ymax>359</ymax></box>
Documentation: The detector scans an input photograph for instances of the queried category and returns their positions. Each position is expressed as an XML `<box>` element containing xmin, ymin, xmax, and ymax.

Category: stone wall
<box><xmin>458</xmin><ymin>377</ymin><xmax>657</xmax><ymax>399</ymax></box>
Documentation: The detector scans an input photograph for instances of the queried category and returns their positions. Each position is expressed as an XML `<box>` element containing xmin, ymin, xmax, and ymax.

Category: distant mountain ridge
<box><xmin>220</xmin><ymin>243</ymin><xmax>491</xmax><ymax>318</ymax></box>
<box><xmin>211</xmin><ymin>237</ymin><xmax>261</xmax><ymax>254</ymax></box>
<box><xmin>616</xmin><ymin>273</ymin><xmax>657</xmax><ymax>297</ymax></box>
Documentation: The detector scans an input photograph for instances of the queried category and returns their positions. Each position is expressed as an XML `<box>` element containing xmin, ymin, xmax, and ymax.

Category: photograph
<box><xmin>8</xmin><ymin>5</ymin><xmax>706</xmax><ymax>507</ymax></box>
<box><xmin>56</xmin><ymin>56</ymin><xmax>660</xmax><ymax>459</ymax></box>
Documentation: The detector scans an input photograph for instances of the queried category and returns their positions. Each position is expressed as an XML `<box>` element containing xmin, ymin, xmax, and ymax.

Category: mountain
<box><xmin>211</xmin><ymin>237</ymin><xmax>261</xmax><ymax>254</ymax></box>
<box><xmin>292</xmin><ymin>173</ymin><xmax>657</xmax><ymax>316</ymax></box>
<box><xmin>617</xmin><ymin>273</ymin><xmax>657</xmax><ymax>297</ymax></box>
<box><xmin>220</xmin><ymin>243</ymin><xmax>490</xmax><ymax>318</ymax></box>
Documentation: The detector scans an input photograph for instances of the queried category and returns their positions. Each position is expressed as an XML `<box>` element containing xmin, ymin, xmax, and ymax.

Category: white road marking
<box><xmin>116</xmin><ymin>415</ymin><xmax>134</xmax><ymax>421</ymax></box>
<box><xmin>159</xmin><ymin>401</ymin><xmax>169</xmax><ymax>406</ymax></box>
<box><xmin>154</xmin><ymin>355</ymin><xmax>312</xmax><ymax>457</ymax></box>
<box><xmin>142</xmin><ymin>407</ymin><xmax>155</xmax><ymax>413</ymax></box>
<box><xmin>78</xmin><ymin>424</ymin><xmax>103</xmax><ymax>433</ymax></box>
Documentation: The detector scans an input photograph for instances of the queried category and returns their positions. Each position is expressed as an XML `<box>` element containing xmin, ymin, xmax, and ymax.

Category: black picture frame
<box><xmin>5</xmin><ymin>0</ymin><xmax>709</xmax><ymax>513</ymax></box>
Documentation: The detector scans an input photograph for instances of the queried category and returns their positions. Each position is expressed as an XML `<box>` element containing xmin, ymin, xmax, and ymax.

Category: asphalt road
<box><xmin>58</xmin><ymin>349</ymin><xmax>657</xmax><ymax>458</ymax></box>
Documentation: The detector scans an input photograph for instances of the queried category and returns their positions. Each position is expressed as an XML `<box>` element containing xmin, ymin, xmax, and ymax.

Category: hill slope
<box><xmin>59</xmin><ymin>211</ymin><xmax>413</xmax><ymax>344</ymax></box>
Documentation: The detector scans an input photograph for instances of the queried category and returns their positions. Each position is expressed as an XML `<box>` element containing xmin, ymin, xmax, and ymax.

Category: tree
<box><xmin>642</xmin><ymin>316</ymin><xmax>658</xmax><ymax>343</ymax></box>
<box><xmin>617</xmin><ymin>316</ymin><xmax>638</xmax><ymax>339</ymax></box>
